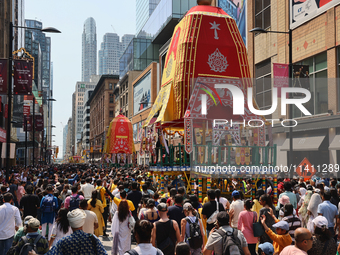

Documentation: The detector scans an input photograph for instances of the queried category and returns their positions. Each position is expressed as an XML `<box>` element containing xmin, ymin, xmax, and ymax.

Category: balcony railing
<box><xmin>149</xmin><ymin>144</ymin><xmax>277</xmax><ymax>167</ymax></box>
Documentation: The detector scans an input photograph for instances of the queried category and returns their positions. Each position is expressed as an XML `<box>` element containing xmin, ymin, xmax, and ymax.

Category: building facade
<box><xmin>136</xmin><ymin>0</ymin><xmax>161</xmax><ymax>34</ymax></box>
<box><xmin>82</xmin><ymin>89</ymin><xmax>93</xmax><ymax>156</ymax></box>
<box><xmin>131</xmin><ymin>62</ymin><xmax>159</xmax><ymax>164</ymax></box>
<box><xmin>71</xmin><ymin>80</ymin><xmax>96</xmax><ymax>154</ymax></box>
<box><xmin>66</xmin><ymin>117</ymin><xmax>72</xmax><ymax>158</ymax></box>
<box><xmin>89</xmin><ymin>75</ymin><xmax>119</xmax><ymax>160</ymax></box>
<box><xmin>82</xmin><ymin>17</ymin><xmax>97</xmax><ymax>82</ymax></box>
<box><xmin>247</xmin><ymin>1</ymin><xmax>340</xmax><ymax>168</ymax></box>
<box><xmin>63</xmin><ymin>123</ymin><xmax>68</xmax><ymax>159</ymax></box>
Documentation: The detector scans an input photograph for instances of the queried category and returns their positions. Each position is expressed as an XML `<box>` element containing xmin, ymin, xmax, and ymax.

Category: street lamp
<box><xmin>6</xmin><ymin>23</ymin><xmax>60</xmax><ymax>182</ymax></box>
<box><xmin>249</xmin><ymin>27</ymin><xmax>293</xmax><ymax>169</ymax></box>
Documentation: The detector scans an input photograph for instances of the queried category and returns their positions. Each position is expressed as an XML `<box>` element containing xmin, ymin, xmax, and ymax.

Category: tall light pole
<box><xmin>249</xmin><ymin>27</ymin><xmax>293</xmax><ymax>169</ymax></box>
<box><xmin>6</xmin><ymin>23</ymin><xmax>60</xmax><ymax>182</ymax></box>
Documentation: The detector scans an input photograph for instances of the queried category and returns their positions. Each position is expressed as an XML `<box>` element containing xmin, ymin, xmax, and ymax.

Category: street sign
<box><xmin>296</xmin><ymin>157</ymin><xmax>316</xmax><ymax>179</ymax></box>
<box><xmin>23</xmin><ymin>105</ymin><xmax>30</xmax><ymax>116</ymax></box>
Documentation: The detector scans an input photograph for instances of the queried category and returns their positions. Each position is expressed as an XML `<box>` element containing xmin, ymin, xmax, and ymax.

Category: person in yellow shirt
<box><xmin>112</xmin><ymin>190</ymin><xmax>135</xmax><ymax>212</ymax></box>
<box><xmin>95</xmin><ymin>179</ymin><xmax>108</xmax><ymax>236</ymax></box>
<box><xmin>251</xmin><ymin>189</ymin><xmax>264</xmax><ymax>220</ymax></box>
<box><xmin>260</xmin><ymin>215</ymin><xmax>292</xmax><ymax>254</ymax></box>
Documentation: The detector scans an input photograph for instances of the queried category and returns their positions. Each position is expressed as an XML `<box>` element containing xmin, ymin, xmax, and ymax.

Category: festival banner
<box><xmin>35</xmin><ymin>115</ymin><xmax>44</xmax><ymax>131</ymax></box>
<box><xmin>273</xmin><ymin>63</ymin><xmax>289</xmax><ymax>97</ymax></box>
<box><xmin>0</xmin><ymin>59</ymin><xmax>8</xmax><ymax>94</ymax></box>
<box><xmin>13</xmin><ymin>60</ymin><xmax>33</xmax><ymax>95</ymax></box>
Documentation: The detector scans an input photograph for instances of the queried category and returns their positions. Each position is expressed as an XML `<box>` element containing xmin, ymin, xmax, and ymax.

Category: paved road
<box><xmin>98</xmin><ymin>222</ymin><xmax>136</xmax><ymax>254</ymax></box>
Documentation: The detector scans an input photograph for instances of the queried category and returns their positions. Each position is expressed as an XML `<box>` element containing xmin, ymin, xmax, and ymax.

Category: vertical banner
<box><xmin>23</xmin><ymin>105</ymin><xmax>30</xmax><ymax>116</ymax></box>
<box><xmin>0</xmin><ymin>59</ymin><xmax>8</xmax><ymax>94</ymax></box>
<box><xmin>13</xmin><ymin>60</ymin><xmax>33</xmax><ymax>95</ymax></box>
<box><xmin>23</xmin><ymin>115</ymin><xmax>32</xmax><ymax>132</ymax></box>
<box><xmin>35</xmin><ymin>115</ymin><xmax>44</xmax><ymax>131</ymax></box>
<box><xmin>273</xmin><ymin>63</ymin><xmax>289</xmax><ymax>97</ymax></box>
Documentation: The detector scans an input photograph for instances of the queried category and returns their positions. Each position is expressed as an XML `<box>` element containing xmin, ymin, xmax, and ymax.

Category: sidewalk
<box><xmin>98</xmin><ymin>222</ymin><xmax>136</xmax><ymax>254</ymax></box>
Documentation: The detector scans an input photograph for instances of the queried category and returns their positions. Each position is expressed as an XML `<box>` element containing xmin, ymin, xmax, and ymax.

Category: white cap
<box><xmin>313</xmin><ymin>216</ymin><xmax>328</xmax><ymax>229</ymax></box>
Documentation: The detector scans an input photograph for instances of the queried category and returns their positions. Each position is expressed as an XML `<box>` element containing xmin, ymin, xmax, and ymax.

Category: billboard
<box><xmin>133</xmin><ymin>72</ymin><xmax>151</xmax><ymax>115</ymax></box>
<box><xmin>290</xmin><ymin>0</ymin><xmax>340</xmax><ymax>29</ymax></box>
<box><xmin>218</xmin><ymin>0</ymin><xmax>247</xmax><ymax>45</ymax></box>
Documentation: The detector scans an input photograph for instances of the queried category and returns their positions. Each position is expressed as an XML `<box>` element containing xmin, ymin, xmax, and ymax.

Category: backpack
<box><xmin>19</xmin><ymin>235</ymin><xmax>42</xmax><ymax>255</ymax></box>
<box><xmin>97</xmin><ymin>187</ymin><xmax>103</xmax><ymax>202</ymax></box>
<box><xmin>42</xmin><ymin>195</ymin><xmax>55</xmax><ymax>213</ymax></box>
<box><xmin>216</xmin><ymin>228</ymin><xmax>244</xmax><ymax>255</ymax></box>
<box><xmin>185</xmin><ymin>217</ymin><xmax>203</xmax><ymax>249</ymax></box>
<box><xmin>126</xmin><ymin>248</ymin><xmax>162</xmax><ymax>255</ymax></box>
<box><xmin>69</xmin><ymin>194</ymin><xmax>81</xmax><ymax>211</ymax></box>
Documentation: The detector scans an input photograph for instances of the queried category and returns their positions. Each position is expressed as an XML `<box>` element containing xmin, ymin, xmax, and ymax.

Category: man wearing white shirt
<box><xmin>80</xmin><ymin>200</ymin><xmax>98</xmax><ymax>234</ymax></box>
<box><xmin>81</xmin><ymin>177</ymin><xmax>95</xmax><ymax>200</ymax></box>
<box><xmin>0</xmin><ymin>193</ymin><xmax>22</xmax><ymax>255</ymax></box>
<box><xmin>229</xmin><ymin>190</ymin><xmax>244</xmax><ymax>229</ymax></box>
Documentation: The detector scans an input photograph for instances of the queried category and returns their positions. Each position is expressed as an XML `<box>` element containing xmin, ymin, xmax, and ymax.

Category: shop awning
<box><xmin>143</xmin><ymin>82</ymin><xmax>174</xmax><ymax>127</ymax></box>
<box><xmin>280</xmin><ymin>136</ymin><xmax>325</xmax><ymax>151</ymax></box>
<box><xmin>329</xmin><ymin>135</ymin><xmax>340</xmax><ymax>150</ymax></box>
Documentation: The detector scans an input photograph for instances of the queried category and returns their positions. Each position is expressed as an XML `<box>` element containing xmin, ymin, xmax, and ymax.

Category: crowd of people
<box><xmin>0</xmin><ymin>165</ymin><xmax>340</xmax><ymax>255</ymax></box>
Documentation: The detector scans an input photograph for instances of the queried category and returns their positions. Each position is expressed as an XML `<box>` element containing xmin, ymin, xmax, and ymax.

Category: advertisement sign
<box><xmin>23</xmin><ymin>115</ymin><xmax>32</xmax><ymax>132</ymax></box>
<box><xmin>133</xmin><ymin>72</ymin><xmax>151</xmax><ymax>115</ymax></box>
<box><xmin>23</xmin><ymin>105</ymin><xmax>30</xmax><ymax>117</ymax></box>
<box><xmin>13</xmin><ymin>60</ymin><xmax>33</xmax><ymax>95</ymax></box>
<box><xmin>273</xmin><ymin>63</ymin><xmax>289</xmax><ymax>97</ymax></box>
<box><xmin>35</xmin><ymin>115</ymin><xmax>44</xmax><ymax>131</ymax></box>
<box><xmin>218</xmin><ymin>0</ymin><xmax>247</xmax><ymax>45</ymax></box>
<box><xmin>0</xmin><ymin>59</ymin><xmax>8</xmax><ymax>94</ymax></box>
<box><xmin>0</xmin><ymin>127</ymin><xmax>6</xmax><ymax>143</ymax></box>
<box><xmin>290</xmin><ymin>0</ymin><xmax>340</xmax><ymax>29</ymax></box>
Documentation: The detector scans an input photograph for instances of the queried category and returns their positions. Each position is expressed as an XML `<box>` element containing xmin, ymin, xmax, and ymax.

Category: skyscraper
<box><xmin>82</xmin><ymin>17</ymin><xmax>97</xmax><ymax>82</ymax></box>
<box><xmin>136</xmin><ymin>0</ymin><xmax>161</xmax><ymax>34</ymax></box>
<box><xmin>98</xmin><ymin>33</ymin><xmax>134</xmax><ymax>75</ymax></box>
<box><xmin>121</xmin><ymin>34</ymin><xmax>135</xmax><ymax>53</ymax></box>
<box><xmin>98</xmin><ymin>33</ymin><xmax>120</xmax><ymax>75</ymax></box>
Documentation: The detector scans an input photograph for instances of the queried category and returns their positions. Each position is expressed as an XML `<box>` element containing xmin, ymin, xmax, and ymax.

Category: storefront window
<box><xmin>255</xmin><ymin>59</ymin><xmax>272</xmax><ymax>118</ymax></box>
<box><xmin>293</xmin><ymin>52</ymin><xmax>328</xmax><ymax>117</ymax></box>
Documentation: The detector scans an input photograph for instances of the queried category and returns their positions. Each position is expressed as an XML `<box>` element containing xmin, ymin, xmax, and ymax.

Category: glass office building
<box><xmin>137</xmin><ymin>0</ymin><xmax>197</xmax><ymax>44</ymax></box>
<box><xmin>136</xmin><ymin>0</ymin><xmax>161</xmax><ymax>34</ymax></box>
<box><xmin>120</xmin><ymin>38</ymin><xmax>161</xmax><ymax>78</ymax></box>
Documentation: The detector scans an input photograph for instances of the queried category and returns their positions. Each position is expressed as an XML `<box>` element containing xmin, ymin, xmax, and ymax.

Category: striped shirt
<box><xmin>282</xmin><ymin>215</ymin><xmax>301</xmax><ymax>242</ymax></box>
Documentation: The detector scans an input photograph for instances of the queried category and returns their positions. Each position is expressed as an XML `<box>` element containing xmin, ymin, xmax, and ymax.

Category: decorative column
<box><xmin>273</xmin><ymin>175</ymin><xmax>278</xmax><ymax>206</ymax></box>
<box><xmin>262</xmin><ymin>176</ymin><xmax>266</xmax><ymax>191</ymax></box>
<box><xmin>191</xmin><ymin>178</ymin><xmax>195</xmax><ymax>194</ymax></box>
<box><xmin>198</xmin><ymin>176</ymin><xmax>202</xmax><ymax>203</ymax></box>
<box><xmin>160</xmin><ymin>171</ymin><xmax>164</xmax><ymax>195</ymax></box>
<box><xmin>207</xmin><ymin>177</ymin><xmax>211</xmax><ymax>190</ymax></box>
<box><xmin>252</xmin><ymin>177</ymin><xmax>256</xmax><ymax>200</ymax></box>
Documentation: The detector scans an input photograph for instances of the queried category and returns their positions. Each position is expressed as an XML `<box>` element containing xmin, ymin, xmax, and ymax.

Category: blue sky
<box><xmin>25</xmin><ymin>0</ymin><xmax>136</xmax><ymax>157</ymax></box>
